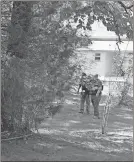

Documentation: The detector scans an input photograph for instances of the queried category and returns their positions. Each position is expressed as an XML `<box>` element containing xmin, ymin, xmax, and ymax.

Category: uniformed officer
<box><xmin>77</xmin><ymin>73</ymin><xmax>91</xmax><ymax>114</ymax></box>
<box><xmin>90</xmin><ymin>74</ymin><xmax>103</xmax><ymax>119</ymax></box>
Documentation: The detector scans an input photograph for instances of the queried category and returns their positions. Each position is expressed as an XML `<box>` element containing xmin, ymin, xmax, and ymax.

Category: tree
<box><xmin>1</xmin><ymin>1</ymin><xmax>133</xmax><ymax>132</ymax></box>
<box><xmin>2</xmin><ymin>1</ymin><xmax>33</xmax><ymax>131</ymax></box>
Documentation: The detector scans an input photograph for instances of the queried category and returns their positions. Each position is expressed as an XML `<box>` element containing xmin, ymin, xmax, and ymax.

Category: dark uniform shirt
<box><xmin>90</xmin><ymin>78</ymin><xmax>103</xmax><ymax>95</ymax></box>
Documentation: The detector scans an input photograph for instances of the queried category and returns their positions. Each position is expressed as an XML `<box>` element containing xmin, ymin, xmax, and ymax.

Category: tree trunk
<box><xmin>7</xmin><ymin>1</ymin><xmax>32</xmax><ymax>58</ymax></box>
<box><xmin>3</xmin><ymin>1</ymin><xmax>33</xmax><ymax>132</ymax></box>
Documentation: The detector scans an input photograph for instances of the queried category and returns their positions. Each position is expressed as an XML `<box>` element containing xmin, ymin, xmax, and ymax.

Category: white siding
<box><xmin>88</xmin><ymin>51</ymin><xmax>106</xmax><ymax>76</ymax></box>
<box><xmin>75</xmin><ymin>45</ymin><xmax>133</xmax><ymax>77</ymax></box>
<box><xmin>105</xmin><ymin>51</ymin><xmax>115</xmax><ymax>76</ymax></box>
<box><xmin>76</xmin><ymin>49</ymin><xmax>113</xmax><ymax>77</ymax></box>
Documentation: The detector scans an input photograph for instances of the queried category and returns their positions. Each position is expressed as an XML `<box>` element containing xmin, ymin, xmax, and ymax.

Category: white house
<box><xmin>76</xmin><ymin>40</ymin><xmax>133</xmax><ymax>77</ymax></box>
<box><xmin>74</xmin><ymin>21</ymin><xmax>133</xmax><ymax>96</ymax></box>
<box><xmin>75</xmin><ymin>21</ymin><xmax>133</xmax><ymax>77</ymax></box>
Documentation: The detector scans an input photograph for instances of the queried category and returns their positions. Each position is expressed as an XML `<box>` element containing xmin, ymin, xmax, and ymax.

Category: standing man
<box><xmin>77</xmin><ymin>73</ymin><xmax>91</xmax><ymax>114</ymax></box>
<box><xmin>90</xmin><ymin>74</ymin><xmax>103</xmax><ymax>119</ymax></box>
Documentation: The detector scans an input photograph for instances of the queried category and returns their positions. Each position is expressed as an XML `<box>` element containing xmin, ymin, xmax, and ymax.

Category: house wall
<box><xmin>88</xmin><ymin>51</ymin><xmax>107</xmax><ymax>76</ymax></box>
<box><xmin>105</xmin><ymin>51</ymin><xmax>115</xmax><ymax>76</ymax></box>
<box><xmin>75</xmin><ymin>48</ymin><xmax>133</xmax><ymax>77</ymax></box>
<box><xmin>76</xmin><ymin>49</ymin><xmax>114</xmax><ymax>77</ymax></box>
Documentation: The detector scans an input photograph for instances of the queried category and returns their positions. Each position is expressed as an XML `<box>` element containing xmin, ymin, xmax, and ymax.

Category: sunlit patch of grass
<box><xmin>69</xmin><ymin>129</ymin><xmax>100</xmax><ymax>137</ymax></box>
<box><xmin>33</xmin><ymin>129</ymin><xmax>64</xmax><ymax>135</ymax></box>
<box><xmin>69</xmin><ymin>120</ymin><xmax>81</xmax><ymax>124</ymax></box>
<box><xmin>37</xmin><ymin>142</ymin><xmax>64</xmax><ymax>150</ymax></box>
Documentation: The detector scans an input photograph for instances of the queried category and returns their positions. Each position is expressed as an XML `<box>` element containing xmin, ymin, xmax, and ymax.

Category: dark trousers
<box><xmin>91</xmin><ymin>94</ymin><xmax>101</xmax><ymax>117</ymax></box>
<box><xmin>80</xmin><ymin>92</ymin><xmax>90</xmax><ymax>113</ymax></box>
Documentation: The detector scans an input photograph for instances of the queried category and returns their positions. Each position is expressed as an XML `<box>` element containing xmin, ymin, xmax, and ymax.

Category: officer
<box><xmin>90</xmin><ymin>74</ymin><xmax>103</xmax><ymax>119</ymax></box>
<box><xmin>77</xmin><ymin>73</ymin><xmax>91</xmax><ymax>114</ymax></box>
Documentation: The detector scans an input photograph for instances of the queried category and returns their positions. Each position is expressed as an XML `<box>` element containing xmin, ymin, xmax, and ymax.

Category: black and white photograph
<box><xmin>1</xmin><ymin>0</ymin><xmax>133</xmax><ymax>161</ymax></box>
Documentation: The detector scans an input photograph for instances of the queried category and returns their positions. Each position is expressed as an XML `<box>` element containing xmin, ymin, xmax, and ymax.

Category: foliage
<box><xmin>111</xmin><ymin>50</ymin><xmax>133</xmax><ymax>107</ymax></box>
<box><xmin>1</xmin><ymin>1</ymin><xmax>133</xmax><ymax>132</ymax></box>
<box><xmin>1</xmin><ymin>1</ymin><xmax>33</xmax><ymax>131</ymax></box>
<box><xmin>117</xmin><ymin>81</ymin><xmax>133</xmax><ymax>108</ymax></box>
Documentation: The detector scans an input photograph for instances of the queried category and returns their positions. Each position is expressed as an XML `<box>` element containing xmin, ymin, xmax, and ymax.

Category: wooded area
<box><xmin>1</xmin><ymin>1</ymin><xmax>133</xmax><ymax>134</ymax></box>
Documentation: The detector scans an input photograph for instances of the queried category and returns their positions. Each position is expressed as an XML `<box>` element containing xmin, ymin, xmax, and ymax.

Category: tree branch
<box><xmin>103</xmin><ymin>5</ymin><xmax>122</xmax><ymax>43</ymax></box>
<box><xmin>116</xmin><ymin>41</ymin><xmax>121</xmax><ymax>53</ymax></box>
<box><xmin>118</xmin><ymin>1</ymin><xmax>133</xmax><ymax>14</ymax></box>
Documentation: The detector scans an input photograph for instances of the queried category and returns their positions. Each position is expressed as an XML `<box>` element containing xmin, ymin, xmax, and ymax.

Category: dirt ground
<box><xmin>1</xmin><ymin>93</ymin><xmax>133</xmax><ymax>161</ymax></box>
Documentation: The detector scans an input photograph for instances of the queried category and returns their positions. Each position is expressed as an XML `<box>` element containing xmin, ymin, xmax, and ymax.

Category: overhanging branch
<box><xmin>103</xmin><ymin>5</ymin><xmax>122</xmax><ymax>43</ymax></box>
<box><xmin>118</xmin><ymin>1</ymin><xmax>133</xmax><ymax>14</ymax></box>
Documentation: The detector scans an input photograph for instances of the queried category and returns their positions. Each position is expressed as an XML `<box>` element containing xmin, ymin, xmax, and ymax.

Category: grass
<box><xmin>1</xmin><ymin>93</ymin><xmax>133</xmax><ymax>161</ymax></box>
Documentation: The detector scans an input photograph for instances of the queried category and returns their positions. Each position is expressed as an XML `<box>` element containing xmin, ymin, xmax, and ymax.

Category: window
<box><xmin>95</xmin><ymin>53</ymin><xmax>101</xmax><ymax>61</ymax></box>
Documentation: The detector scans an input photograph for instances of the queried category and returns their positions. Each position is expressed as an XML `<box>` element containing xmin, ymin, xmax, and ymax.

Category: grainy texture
<box><xmin>1</xmin><ymin>1</ymin><xmax>133</xmax><ymax>161</ymax></box>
